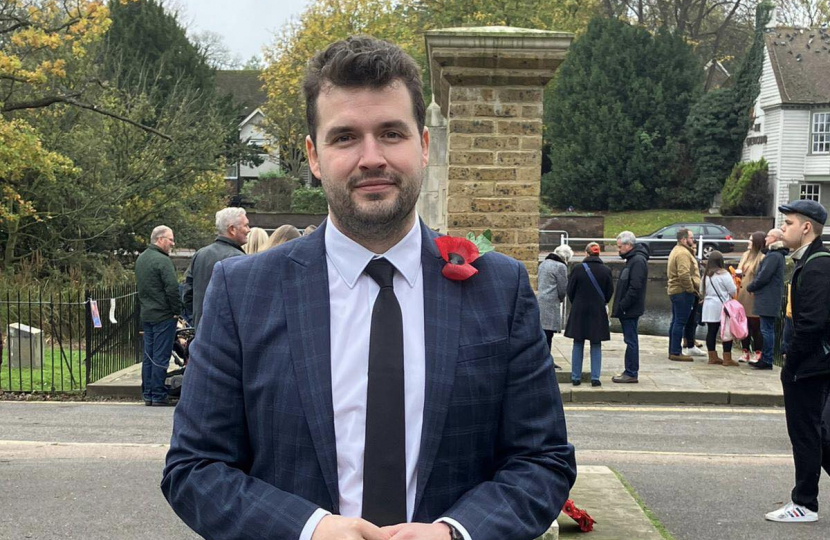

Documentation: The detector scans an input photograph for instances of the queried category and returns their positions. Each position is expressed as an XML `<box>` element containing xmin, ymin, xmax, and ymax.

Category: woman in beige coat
<box><xmin>736</xmin><ymin>231</ymin><xmax>765</xmax><ymax>362</ymax></box>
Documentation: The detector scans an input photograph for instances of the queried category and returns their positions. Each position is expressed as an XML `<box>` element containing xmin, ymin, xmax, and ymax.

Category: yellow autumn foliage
<box><xmin>260</xmin><ymin>0</ymin><xmax>600</xmax><ymax>173</ymax></box>
<box><xmin>1</xmin><ymin>1</ymin><xmax>135</xmax><ymax>229</ymax></box>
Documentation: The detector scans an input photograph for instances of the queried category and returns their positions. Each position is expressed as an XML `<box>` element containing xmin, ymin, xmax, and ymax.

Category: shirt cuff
<box><xmin>299</xmin><ymin>508</ymin><xmax>331</xmax><ymax>540</ymax></box>
<box><xmin>435</xmin><ymin>517</ymin><xmax>472</xmax><ymax>540</ymax></box>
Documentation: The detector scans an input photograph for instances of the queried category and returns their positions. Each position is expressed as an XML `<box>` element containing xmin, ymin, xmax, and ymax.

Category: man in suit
<box><xmin>162</xmin><ymin>36</ymin><xmax>576</xmax><ymax>540</ymax></box>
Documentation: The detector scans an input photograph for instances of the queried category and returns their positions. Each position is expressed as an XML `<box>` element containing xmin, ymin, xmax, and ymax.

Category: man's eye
<box><xmin>384</xmin><ymin>132</ymin><xmax>403</xmax><ymax>139</ymax></box>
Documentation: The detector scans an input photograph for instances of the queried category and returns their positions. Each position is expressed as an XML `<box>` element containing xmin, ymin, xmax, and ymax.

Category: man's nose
<box><xmin>358</xmin><ymin>138</ymin><xmax>387</xmax><ymax>171</ymax></box>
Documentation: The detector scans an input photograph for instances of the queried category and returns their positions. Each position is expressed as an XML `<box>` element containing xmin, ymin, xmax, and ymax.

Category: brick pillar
<box><xmin>425</xmin><ymin>27</ymin><xmax>572</xmax><ymax>283</ymax></box>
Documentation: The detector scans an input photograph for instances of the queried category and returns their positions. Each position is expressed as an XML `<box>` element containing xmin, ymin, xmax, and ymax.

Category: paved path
<box><xmin>5</xmin><ymin>402</ymin><xmax>820</xmax><ymax>540</ymax></box>
<box><xmin>87</xmin><ymin>333</ymin><xmax>784</xmax><ymax>406</ymax></box>
<box><xmin>551</xmin><ymin>333</ymin><xmax>783</xmax><ymax>406</ymax></box>
<box><xmin>0</xmin><ymin>402</ymin><xmax>667</xmax><ymax>540</ymax></box>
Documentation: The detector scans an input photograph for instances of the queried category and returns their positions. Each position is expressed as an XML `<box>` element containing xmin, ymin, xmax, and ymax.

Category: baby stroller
<box><xmin>165</xmin><ymin>318</ymin><xmax>195</xmax><ymax>398</ymax></box>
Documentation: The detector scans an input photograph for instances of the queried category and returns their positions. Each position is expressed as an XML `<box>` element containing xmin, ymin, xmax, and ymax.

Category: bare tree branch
<box><xmin>2</xmin><ymin>93</ymin><xmax>173</xmax><ymax>140</ymax></box>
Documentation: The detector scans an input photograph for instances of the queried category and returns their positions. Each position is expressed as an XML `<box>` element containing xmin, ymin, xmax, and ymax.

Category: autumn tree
<box><xmin>411</xmin><ymin>0</ymin><xmax>601</xmax><ymax>32</ymax></box>
<box><xmin>261</xmin><ymin>0</ymin><xmax>422</xmax><ymax>178</ymax></box>
<box><xmin>0</xmin><ymin>0</ymin><xmax>155</xmax><ymax>273</ymax></box>
<box><xmin>2</xmin><ymin>0</ymin><xmax>233</xmax><ymax>276</ymax></box>
<box><xmin>262</xmin><ymin>0</ymin><xmax>601</xmax><ymax>179</ymax></box>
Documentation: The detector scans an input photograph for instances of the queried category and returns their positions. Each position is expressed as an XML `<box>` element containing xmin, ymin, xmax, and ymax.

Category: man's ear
<box><xmin>306</xmin><ymin>135</ymin><xmax>321</xmax><ymax>179</ymax></box>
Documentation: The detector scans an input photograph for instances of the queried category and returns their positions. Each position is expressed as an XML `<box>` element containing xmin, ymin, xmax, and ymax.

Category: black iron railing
<box><xmin>1</xmin><ymin>285</ymin><xmax>141</xmax><ymax>393</ymax></box>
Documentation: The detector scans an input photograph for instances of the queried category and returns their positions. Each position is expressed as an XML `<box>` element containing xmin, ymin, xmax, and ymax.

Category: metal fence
<box><xmin>1</xmin><ymin>285</ymin><xmax>141</xmax><ymax>393</ymax></box>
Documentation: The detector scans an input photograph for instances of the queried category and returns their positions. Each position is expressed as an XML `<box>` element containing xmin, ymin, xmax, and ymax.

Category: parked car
<box><xmin>640</xmin><ymin>223</ymin><xmax>734</xmax><ymax>258</ymax></box>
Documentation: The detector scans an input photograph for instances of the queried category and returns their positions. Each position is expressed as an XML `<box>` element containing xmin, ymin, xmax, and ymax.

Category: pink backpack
<box><xmin>720</xmin><ymin>298</ymin><xmax>748</xmax><ymax>341</ymax></box>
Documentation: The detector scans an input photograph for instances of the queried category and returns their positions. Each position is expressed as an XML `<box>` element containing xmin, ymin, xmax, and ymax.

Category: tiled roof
<box><xmin>765</xmin><ymin>26</ymin><xmax>830</xmax><ymax>105</ymax></box>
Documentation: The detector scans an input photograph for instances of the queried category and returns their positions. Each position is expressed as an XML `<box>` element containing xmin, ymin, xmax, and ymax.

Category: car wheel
<box><xmin>701</xmin><ymin>244</ymin><xmax>715</xmax><ymax>259</ymax></box>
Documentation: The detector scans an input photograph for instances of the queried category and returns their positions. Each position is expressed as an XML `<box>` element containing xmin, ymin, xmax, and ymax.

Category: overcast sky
<box><xmin>173</xmin><ymin>0</ymin><xmax>312</xmax><ymax>61</ymax></box>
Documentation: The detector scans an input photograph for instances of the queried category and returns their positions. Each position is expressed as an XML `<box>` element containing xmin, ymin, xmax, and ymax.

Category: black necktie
<box><xmin>361</xmin><ymin>258</ymin><xmax>407</xmax><ymax>526</ymax></box>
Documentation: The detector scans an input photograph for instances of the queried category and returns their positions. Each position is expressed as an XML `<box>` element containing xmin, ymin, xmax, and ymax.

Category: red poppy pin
<box><xmin>434</xmin><ymin>230</ymin><xmax>494</xmax><ymax>281</ymax></box>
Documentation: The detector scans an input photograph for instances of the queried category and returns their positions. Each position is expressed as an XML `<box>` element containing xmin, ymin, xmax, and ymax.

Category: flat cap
<box><xmin>778</xmin><ymin>199</ymin><xmax>828</xmax><ymax>224</ymax></box>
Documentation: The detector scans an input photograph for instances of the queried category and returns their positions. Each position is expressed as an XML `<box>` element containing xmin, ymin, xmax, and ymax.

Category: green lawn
<box><xmin>603</xmin><ymin>209</ymin><xmax>706</xmax><ymax>238</ymax></box>
<box><xmin>1</xmin><ymin>347</ymin><xmax>87</xmax><ymax>393</ymax></box>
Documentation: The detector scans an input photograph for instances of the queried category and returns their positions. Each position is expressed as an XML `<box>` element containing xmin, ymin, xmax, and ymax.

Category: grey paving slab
<box><xmin>557</xmin><ymin>465</ymin><xmax>663</xmax><ymax>540</ymax></box>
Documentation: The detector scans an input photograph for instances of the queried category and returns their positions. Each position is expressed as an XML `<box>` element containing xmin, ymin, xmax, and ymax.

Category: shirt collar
<box><xmin>324</xmin><ymin>217</ymin><xmax>422</xmax><ymax>289</ymax></box>
<box><xmin>791</xmin><ymin>242</ymin><xmax>810</xmax><ymax>261</ymax></box>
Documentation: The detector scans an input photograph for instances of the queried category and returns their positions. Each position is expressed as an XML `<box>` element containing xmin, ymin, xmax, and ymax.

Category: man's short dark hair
<box><xmin>788</xmin><ymin>212</ymin><xmax>826</xmax><ymax>237</ymax></box>
<box><xmin>677</xmin><ymin>228</ymin><xmax>691</xmax><ymax>242</ymax></box>
<box><xmin>303</xmin><ymin>35</ymin><xmax>425</xmax><ymax>145</ymax></box>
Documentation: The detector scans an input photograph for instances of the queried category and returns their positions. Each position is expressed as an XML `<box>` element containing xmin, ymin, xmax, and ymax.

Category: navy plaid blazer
<box><xmin>162</xmin><ymin>220</ymin><xmax>576</xmax><ymax>540</ymax></box>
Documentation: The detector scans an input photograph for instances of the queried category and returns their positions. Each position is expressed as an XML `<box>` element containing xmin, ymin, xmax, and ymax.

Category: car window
<box><xmin>662</xmin><ymin>226</ymin><xmax>679</xmax><ymax>237</ymax></box>
<box><xmin>705</xmin><ymin>226</ymin><xmax>722</xmax><ymax>236</ymax></box>
<box><xmin>687</xmin><ymin>225</ymin><xmax>703</xmax><ymax>236</ymax></box>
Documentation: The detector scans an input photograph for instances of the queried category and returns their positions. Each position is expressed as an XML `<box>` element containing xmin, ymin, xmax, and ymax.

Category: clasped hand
<box><xmin>311</xmin><ymin>515</ymin><xmax>451</xmax><ymax>540</ymax></box>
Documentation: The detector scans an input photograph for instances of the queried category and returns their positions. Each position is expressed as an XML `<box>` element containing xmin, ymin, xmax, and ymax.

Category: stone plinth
<box><xmin>7</xmin><ymin>323</ymin><xmax>44</xmax><ymax>369</ymax></box>
<box><xmin>425</xmin><ymin>27</ymin><xmax>572</xmax><ymax>281</ymax></box>
<box><xmin>418</xmin><ymin>99</ymin><xmax>448</xmax><ymax>232</ymax></box>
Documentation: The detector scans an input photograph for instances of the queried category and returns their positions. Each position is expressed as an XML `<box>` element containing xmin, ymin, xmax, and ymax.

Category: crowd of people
<box><xmin>537</xmin><ymin>218</ymin><xmax>806</xmax><ymax>384</ymax></box>
<box><xmin>537</xmin><ymin>200</ymin><xmax>830</xmax><ymax>523</ymax></box>
<box><xmin>135</xmin><ymin>207</ymin><xmax>311</xmax><ymax>406</ymax></box>
<box><xmin>538</xmin><ymin>231</ymin><xmax>651</xmax><ymax>386</ymax></box>
<box><xmin>667</xmin><ymin>225</ymin><xmax>788</xmax><ymax>371</ymax></box>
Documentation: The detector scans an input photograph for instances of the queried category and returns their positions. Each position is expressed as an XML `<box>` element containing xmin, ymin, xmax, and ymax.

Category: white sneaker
<box><xmin>685</xmin><ymin>346</ymin><xmax>706</xmax><ymax>357</ymax></box>
<box><xmin>765</xmin><ymin>502</ymin><xmax>818</xmax><ymax>523</ymax></box>
<box><xmin>682</xmin><ymin>347</ymin><xmax>691</xmax><ymax>356</ymax></box>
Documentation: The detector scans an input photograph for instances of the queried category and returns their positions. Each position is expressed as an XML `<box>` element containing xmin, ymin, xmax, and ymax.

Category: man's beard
<box><xmin>322</xmin><ymin>169</ymin><xmax>422</xmax><ymax>243</ymax></box>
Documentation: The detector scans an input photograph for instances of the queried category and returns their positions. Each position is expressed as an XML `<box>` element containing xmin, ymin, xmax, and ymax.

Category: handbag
<box><xmin>712</xmin><ymin>276</ymin><xmax>748</xmax><ymax>341</ymax></box>
<box><xmin>582</xmin><ymin>262</ymin><xmax>609</xmax><ymax>316</ymax></box>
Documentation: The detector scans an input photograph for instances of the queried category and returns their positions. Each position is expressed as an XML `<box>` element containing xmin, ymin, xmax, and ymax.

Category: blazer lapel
<box><xmin>414</xmin><ymin>224</ymin><xmax>462</xmax><ymax>515</ymax></box>
<box><xmin>283</xmin><ymin>220</ymin><xmax>340</xmax><ymax>512</ymax></box>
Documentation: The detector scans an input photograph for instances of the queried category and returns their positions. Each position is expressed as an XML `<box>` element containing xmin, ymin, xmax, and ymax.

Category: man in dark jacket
<box><xmin>183</xmin><ymin>207</ymin><xmax>249</xmax><ymax>328</ymax></box>
<box><xmin>746</xmin><ymin>228</ymin><xmax>788</xmax><ymax>370</ymax></box>
<box><xmin>764</xmin><ymin>200</ymin><xmax>830</xmax><ymax>524</ymax></box>
<box><xmin>611</xmin><ymin>231</ymin><xmax>649</xmax><ymax>383</ymax></box>
<box><xmin>136</xmin><ymin>225</ymin><xmax>182</xmax><ymax>406</ymax></box>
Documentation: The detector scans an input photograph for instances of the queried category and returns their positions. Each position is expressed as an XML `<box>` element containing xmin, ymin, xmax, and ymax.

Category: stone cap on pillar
<box><xmin>425</xmin><ymin>26</ymin><xmax>573</xmax><ymax>117</ymax></box>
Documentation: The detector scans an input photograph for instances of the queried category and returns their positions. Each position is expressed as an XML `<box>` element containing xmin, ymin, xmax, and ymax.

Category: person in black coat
<box><xmin>764</xmin><ymin>200</ymin><xmax>830</xmax><ymax>523</ymax></box>
<box><xmin>746</xmin><ymin>229</ymin><xmax>788</xmax><ymax>370</ymax></box>
<box><xmin>565</xmin><ymin>242</ymin><xmax>614</xmax><ymax>387</ymax></box>
<box><xmin>610</xmin><ymin>232</ymin><xmax>649</xmax><ymax>383</ymax></box>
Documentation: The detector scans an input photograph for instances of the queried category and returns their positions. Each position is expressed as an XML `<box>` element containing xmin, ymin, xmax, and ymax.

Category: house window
<box><xmin>248</xmin><ymin>138</ymin><xmax>267</xmax><ymax>152</ymax></box>
<box><xmin>225</xmin><ymin>162</ymin><xmax>239</xmax><ymax>180</ymax></box>
<box><xmin>813</xmin><ymin>112</ymin><xmax>830</xmax><ymax>154</ymax></box>
<box><xmin>800</xmin><ymin>183</ymin><xmax>821</xmax><ymax>202</ymax></box>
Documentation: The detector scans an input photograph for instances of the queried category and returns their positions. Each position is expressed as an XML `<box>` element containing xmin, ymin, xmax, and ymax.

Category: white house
<box><xmin>741</xmin><ymin>26</ymin><xmax>830</xmax><ymax>224</ymax></box>
<box><xmin>215</xmin><ymin>70</ymin><xmax>280</xmax><ymax>196</ymax></box>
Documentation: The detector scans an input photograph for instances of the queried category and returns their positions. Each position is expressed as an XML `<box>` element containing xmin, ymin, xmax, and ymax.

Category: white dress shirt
<box><xmin>299</xmin><ymin>218</ymin><xmax>470</xmax><ymax>540</ymax></box>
